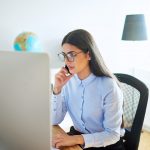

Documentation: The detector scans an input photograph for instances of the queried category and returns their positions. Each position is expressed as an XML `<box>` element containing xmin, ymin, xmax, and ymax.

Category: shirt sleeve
<box><xmin>51</xmin><ymin>89</ymin><xmax>67</xmax><ymax>125</ymax></box>
<box><xmin>82</xmin><ymin>82</ymin><xmax>123</xmax><ymax>148</ymax></box>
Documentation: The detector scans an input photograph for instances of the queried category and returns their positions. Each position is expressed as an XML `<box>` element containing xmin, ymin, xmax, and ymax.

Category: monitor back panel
<box><xmin>0</xmin><ymin>51</ymin><xmax>50</xmax><ymax>150</ymax></box>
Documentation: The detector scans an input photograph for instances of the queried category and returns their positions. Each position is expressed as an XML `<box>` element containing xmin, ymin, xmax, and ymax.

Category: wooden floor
<box><xmin>139</xmin><ymin>130</ymin><xmax>150</xmax><ymax>150</ymax></box>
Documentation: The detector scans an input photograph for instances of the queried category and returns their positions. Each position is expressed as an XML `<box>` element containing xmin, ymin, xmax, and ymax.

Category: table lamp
<box><xmin>122</xmin><ymin>14</ymin><xmax>147</xmax><ymax>41</ymax></box>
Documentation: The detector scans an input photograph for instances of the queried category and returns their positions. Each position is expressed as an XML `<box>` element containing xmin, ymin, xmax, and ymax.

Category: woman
<box><xmin>52</xmin><ymin>29</ymin><xmax>125</xmax><ymax>150</ymax></box>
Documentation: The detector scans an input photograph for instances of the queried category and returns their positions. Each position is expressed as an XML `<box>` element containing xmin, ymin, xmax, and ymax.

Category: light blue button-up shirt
<box><xmin>52</xmin><ymin>73</ymin><xmax>124</xmax><ymax>148</ymax></box>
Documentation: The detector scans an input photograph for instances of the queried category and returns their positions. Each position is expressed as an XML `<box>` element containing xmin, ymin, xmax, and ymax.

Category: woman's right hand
<box><xmin>53</xmin><ymin>67</ymin><xmax>73</xmax><ymax>94</ymax></box>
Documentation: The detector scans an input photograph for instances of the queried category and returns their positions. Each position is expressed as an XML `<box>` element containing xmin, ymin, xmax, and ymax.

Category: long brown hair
<box><xmin>62</xmin><ymin>29</ymin><xmax>118</xmax><ymax>81</ymax></box>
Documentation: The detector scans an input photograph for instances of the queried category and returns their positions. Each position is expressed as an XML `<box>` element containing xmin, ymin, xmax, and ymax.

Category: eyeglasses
<box><xmin>57</xmin><ymin>51</ymin><xmax>83</xmax><ymax>62</ymax></box>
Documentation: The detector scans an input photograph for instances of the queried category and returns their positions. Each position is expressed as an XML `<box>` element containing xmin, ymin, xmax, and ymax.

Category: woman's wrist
<box><xmin>53</xmin><ymin>86</ymin><xmax>61</xmax><ymax>95</ymax></box>
<box><xmin>74</xmin><ymin>135</ymin><xmax>84</xmax><ymax>145</ymax></box>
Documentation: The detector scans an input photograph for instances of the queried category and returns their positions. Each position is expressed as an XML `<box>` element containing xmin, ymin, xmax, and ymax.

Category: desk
<box><xmin>52</xmin><ymin>125</ymin><xmax>82</xmax><ymax>150</ymax></box>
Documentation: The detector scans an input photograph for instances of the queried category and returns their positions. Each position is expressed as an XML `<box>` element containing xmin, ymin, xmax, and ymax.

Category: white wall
<box><xmin>0</xmin><ymin>0</ymin><xmax>150</xmax><ymax>130</ymax></box>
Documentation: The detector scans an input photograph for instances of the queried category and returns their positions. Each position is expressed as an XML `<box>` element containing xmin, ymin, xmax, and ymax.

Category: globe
<box><xmin>14</xmin><ymin>32</ymin><xmax>42</xmax><ymax>52</ymax></box>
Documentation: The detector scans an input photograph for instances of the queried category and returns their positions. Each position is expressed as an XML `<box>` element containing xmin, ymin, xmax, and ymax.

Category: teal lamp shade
<box><xmin>122</xmin><ymin>14</ymin><xmax>147</xmax><ymax>41</ymax></box>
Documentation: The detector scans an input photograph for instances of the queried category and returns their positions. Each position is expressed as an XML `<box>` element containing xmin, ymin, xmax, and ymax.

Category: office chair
<box><xmin>114</xmin><ymin>73</ymin><xmax>149</xmax><ymax>150</ymax></box>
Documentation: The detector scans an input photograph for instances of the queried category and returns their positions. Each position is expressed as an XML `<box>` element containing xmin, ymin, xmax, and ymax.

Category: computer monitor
<box><xmin>0</xmin><ymin>51</ymin><xmax>51</xmax><ymax>150</ymax></box>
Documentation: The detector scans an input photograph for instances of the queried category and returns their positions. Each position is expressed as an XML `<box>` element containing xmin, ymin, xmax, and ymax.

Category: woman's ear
<box><xmin>87</xmin><ymin>51</ymin><xmax>91</xmax><ymax>60</ymax></box>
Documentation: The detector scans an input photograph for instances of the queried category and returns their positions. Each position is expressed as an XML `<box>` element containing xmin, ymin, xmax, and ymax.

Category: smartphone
<box><xmin>65</xmin><ymin>65</ymin><xmax>72</xmax><ymax>76</ymax></box>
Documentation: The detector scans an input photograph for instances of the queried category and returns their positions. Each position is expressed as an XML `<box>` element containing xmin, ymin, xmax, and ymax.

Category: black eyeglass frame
<box><xmin>57</xmin><ymin>51</ymin><xmax>83</xmax><ymax>62</ymax></box>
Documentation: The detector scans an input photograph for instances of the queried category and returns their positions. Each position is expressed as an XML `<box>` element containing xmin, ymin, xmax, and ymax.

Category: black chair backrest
<box><xmin>114</xmin><ymin>73</ymin><xmax>149</xmax><ymax>150</ymax></box>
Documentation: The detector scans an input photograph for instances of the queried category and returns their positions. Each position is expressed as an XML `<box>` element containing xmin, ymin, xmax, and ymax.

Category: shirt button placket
<box><xmin>80</xmin><ymin>82</ymin><xmax>85</xmax><ymax>128</ymax></box>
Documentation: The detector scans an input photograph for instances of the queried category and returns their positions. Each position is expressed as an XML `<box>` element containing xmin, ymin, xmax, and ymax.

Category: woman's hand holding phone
<box><xmin>53</xmin><ymin>66</ymin><xmax>73</xmax><ymax>94</ymax></box>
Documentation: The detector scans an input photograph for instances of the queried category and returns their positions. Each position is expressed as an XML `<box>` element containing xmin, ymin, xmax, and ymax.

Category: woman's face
<box><xmin>62</xmin><ymin>43</ymin><xmax>91</xmax><ymax>75</ymax></box>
